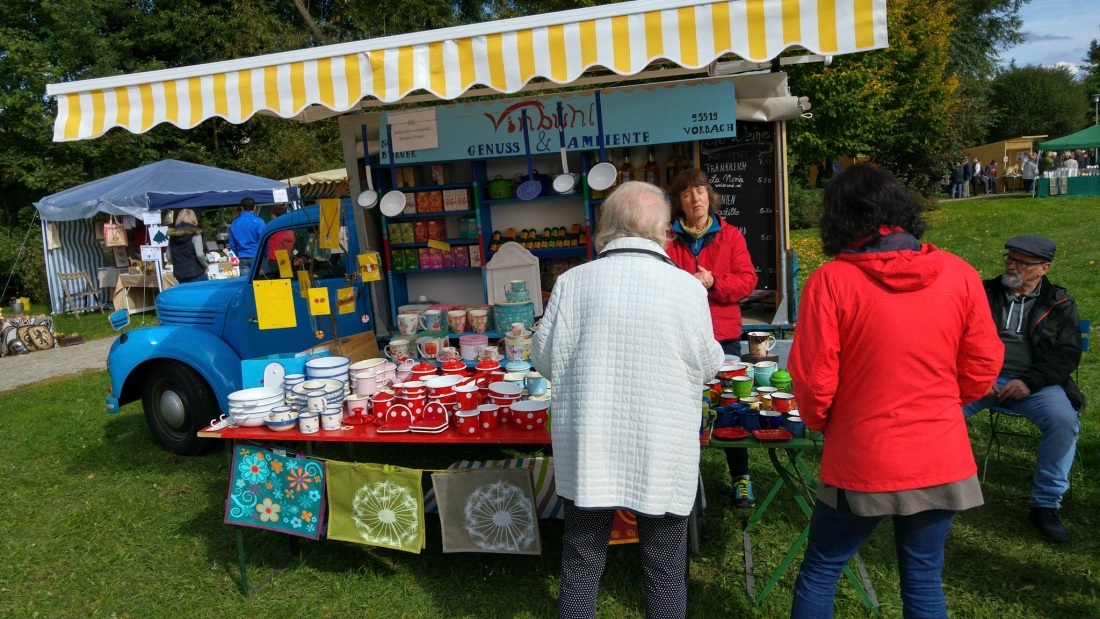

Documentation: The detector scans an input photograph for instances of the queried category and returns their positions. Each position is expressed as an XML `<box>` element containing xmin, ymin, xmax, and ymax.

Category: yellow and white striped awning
<box><xmin>46</xmin><ymin>0</ymin><xmax>887</xmax><ymax>142</ymax></box>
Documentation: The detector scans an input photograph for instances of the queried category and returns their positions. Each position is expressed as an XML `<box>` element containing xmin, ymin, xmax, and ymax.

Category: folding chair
<box><xmin>981</xmin><ymin>319</ymin><xmax>1090</xmax><ymax>487</ymax></box>
<box><xmin>57</xmin><ymin>270</ymin><xmax>106</xmax><ymax>318</ymax></box>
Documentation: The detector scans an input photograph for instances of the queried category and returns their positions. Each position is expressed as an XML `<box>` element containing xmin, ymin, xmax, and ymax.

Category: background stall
<box><xmin>1036</xmin><ymin>124</ymin><xmax>1100</xmax><ymax>197</ymax></box>
<box><xmin>33</xmin><ymin>160</ymin><xmax>298</xmax><ymax>314</ymax></box>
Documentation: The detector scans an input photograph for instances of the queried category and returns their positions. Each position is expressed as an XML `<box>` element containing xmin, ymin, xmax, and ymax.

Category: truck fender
<box><xmin>108</xmin><ymin>326</ymin><xmax>242</xmax><ymax>412</ymax></box>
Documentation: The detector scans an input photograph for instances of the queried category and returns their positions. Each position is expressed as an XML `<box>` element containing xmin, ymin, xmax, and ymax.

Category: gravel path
<box><xmin>0</xmin><ymin>336</ymin><xmax>117</xmax><ymax>393</ymax></box>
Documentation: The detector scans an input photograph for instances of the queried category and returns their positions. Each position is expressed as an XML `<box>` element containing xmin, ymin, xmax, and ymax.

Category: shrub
<box><xmin>788</xmin><ymin>182</ymin><xmax>823</xmax><ymax>230</ymax></box>
<box><xmin>0</xmin><ymin>224</ymin><xmax>49</xmax><ymax>304</ymax></box>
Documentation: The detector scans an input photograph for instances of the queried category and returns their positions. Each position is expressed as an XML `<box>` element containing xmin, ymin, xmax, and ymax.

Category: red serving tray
<box><xmin>752</xmin><ymin>429</ymin><xmax>793</xmax><ymax>442</ymax></box>
<box><xmin>712</xmin><ymin>427</ymin><xmax>750</xmax><ymax>440</ymax></box>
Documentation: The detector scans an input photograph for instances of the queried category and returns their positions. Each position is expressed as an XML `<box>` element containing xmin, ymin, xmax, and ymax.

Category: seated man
<box><xmin>963</xmin><ymin>235</ymin><xmax>1084</xmax><ymax>543</ymax></box>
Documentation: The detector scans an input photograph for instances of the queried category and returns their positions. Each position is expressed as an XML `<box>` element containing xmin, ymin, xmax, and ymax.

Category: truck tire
<box><xmin>142</xmin><ymin>360</ymin><xmax>218</xmax><ymax>456</ymax></box>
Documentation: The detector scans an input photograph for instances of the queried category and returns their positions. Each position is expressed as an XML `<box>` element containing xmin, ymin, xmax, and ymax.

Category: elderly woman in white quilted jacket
<box><xmin>532</xmin><ymin>181</ymin><xmax>724</xmax><ymax>619</ymax></box>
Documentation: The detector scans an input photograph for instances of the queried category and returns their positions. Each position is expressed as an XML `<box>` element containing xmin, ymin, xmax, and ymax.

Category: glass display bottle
<box><xmin>644</xmin><ymin>146</ymin><xmax>660</xmax><ymax>187</ymax></box>
<box><xmin>618</xmin><ymin>149</ymin><xmax>634</xmax><ymax>186</ymax></box>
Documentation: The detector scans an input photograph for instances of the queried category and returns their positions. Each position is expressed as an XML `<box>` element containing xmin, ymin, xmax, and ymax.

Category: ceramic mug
<box><xmin>454</xmin><ymin>410</ymin><xmax>480</xmax><ymax>435</ymax></box>
<box><xmin>754</xmin><ymin>361</ymin><xmax>778</xmax><ymax>387</ymax></box>
<box><xmin>321</xmin><ymin>410</ymin><xmax>343</xmax><ymax>430</ymax></box>
<box><xmin>510</xmin><ymin>322</ymin><xmax>527</xmax><ymax>337</ymax></box>
<box><xmin>747</xmin><ymin>331</ymin><xmax>777</xmax><ymax>357</ymax></box>
<box><xmin>384</xmin><ymin>339</ymin><xmax>411</xmax><ymax>361</ymax></box>
<box><xmin>417</xmin><ymin>336</ymin><xmax>444</xmax><ymax>360</ymax></box>
<box><xmin>771</xmin><ymin>392</ymin><xmax>796</xmax><ymax>413</ymax></box>
<box><xmin>437</xmin><ymin>346</ymin><xmax>460</xmax><ymax>362</ymax></box>
<box><xmin>468</xmin><ymin>309</ymin><xmax>490</xmax><ymax>333</ymax></box>
<box><xmin>396</xmin><ymin>313</ymin><xmax>420</xmax><ymax>335</ymax></box>
<box><xmin>505</xmin><ymin>280</ymin><xmax>529</xmax><ymax>303</ymax></box>
<box><xmin>447</xmin><ymin>310</ymin><xmax>468</xmax><ymax>334</ymax></box>
<box><xmin>525</xmin><ymin>372</ymin><xmax>548</xmax><ymax>397</ymax></box>
<box><xmin>731</xmin><ymin>376</ymin><xmax>753</xmax><ymax>398</ymax></box>
<box><xmin>455</xmin><ymin>384</ymin><xmax>482</xmax><ymax>410</ymax></box>
<box><xmin>298</xmin><ymin>411</ymin><xmax>320</xmax><ymax>434</ymax></box>
<box><xmin>481</xmin><ymin>345</ymin><xmax>500</xmax><ymax>361</ymax></box>
<box><xmin>306</xmin><ymin>390</ymin><xmax>327</xmax><ymax>414</ymax></box>
<box><xmin>478</xmin><ymin>403</ymin><xmax>501</xmax><ymax>430</ymax></box>
<box><xmin>418</xmin><ymin>309</ymin><xmax>444</xmax><ymax>333</ymax></box>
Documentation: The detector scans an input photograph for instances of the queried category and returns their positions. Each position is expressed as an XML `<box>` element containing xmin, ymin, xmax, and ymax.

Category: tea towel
<box><xmin>431</xmin><ymin>468</ymin><xmax>541</xmax><ymax>554</ymax></box>
<box><xmin>326</xmin><ymin>461</ymin><xmax>425</xmax><ymax>553</ymax></box>
<box><xmin>424</xmin><ymin>457</ymin><xmax>561</xmax><ymax>519</ymax></box>
<box><xmin>224</xmin><ymin>445</ymin><xmax>326</xmax><ymax>540</ymax></box>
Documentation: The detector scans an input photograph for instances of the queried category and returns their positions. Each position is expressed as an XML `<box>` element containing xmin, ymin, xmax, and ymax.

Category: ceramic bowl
<box><xmin>488</xmin><ymin>381</ymin><xmax>523</xmax><ymax>397</ymax></box>
<box><xmin>227</xmin><ymin>386</ymin><xmax>284</xmax><ymax>408</ymax></box>
<box><xmin>510</xmin><ymin>399</ymin><xmax>549</xmax><ymax>430</ymax></box>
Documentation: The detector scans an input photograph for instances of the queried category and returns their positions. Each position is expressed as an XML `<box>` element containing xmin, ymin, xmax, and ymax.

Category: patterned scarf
<box><xmin>678</xmin><ymin>214</ymin><xmax>713</xmax><ymax>240</ymax></box>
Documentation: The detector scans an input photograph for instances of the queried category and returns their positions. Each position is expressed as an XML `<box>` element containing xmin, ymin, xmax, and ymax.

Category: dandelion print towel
<box><xmin>225</xmin><ymin>446</ymin><xmax>326</xmax><ymax>540</ymax></box>
<box><xmin>431</xmin><ymin>468</ymin><xmax>541</xmax><ymax>555</ymax></box>
<box><xmin>325</xmin><ymin>461</ymin><xmax>425</xmax><ymax>554</ymax></box>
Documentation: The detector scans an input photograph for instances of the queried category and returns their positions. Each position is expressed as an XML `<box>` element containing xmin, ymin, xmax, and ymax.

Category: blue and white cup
<box><xmin>505</xmin><ymin>280</ymin><xmax>529</xmax><ymax>303</ymax></box>
<box><xmin>418</xmin><ymin>309</ymin><xmax>444</xmax><ymax>333</ymax></box>
<box><xmin>525</xmin><ymin>372</ymin><xmax>548</xmax><ymax>397</ymax></box>
<box><xmin>783</xmin><ymin>414</ymin><xmax>806</xmax><ymax>438</ymax></box>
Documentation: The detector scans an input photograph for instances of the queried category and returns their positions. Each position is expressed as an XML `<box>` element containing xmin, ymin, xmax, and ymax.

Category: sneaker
<box><xmin>1030</xmin><ymin>507</ymin><xmax>1070</xmax><ymax>543</ymax></box>
<box><xmin>733</xmin><ymin>477</ymin><xmax>756</xmax><ymax>509</ymax></box>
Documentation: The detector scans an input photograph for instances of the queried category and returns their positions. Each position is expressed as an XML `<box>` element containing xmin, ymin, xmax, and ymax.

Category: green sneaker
<box><xmin>733</xmin><ymin>477</ymin><xmax>756</xmax><ymax>509</ymax></box>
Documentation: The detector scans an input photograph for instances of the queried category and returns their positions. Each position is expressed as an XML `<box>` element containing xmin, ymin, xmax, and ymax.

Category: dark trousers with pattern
<box><xmin>558</xmin><ymin>498</ymin><xmax>690</xmax><ymax>619</ymax></box>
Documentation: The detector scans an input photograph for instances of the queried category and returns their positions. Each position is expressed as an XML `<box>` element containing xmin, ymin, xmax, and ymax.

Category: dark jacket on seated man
<box><xmin>982</xmin><ymin>275</ymin><xmax>1084</xmax><ymax>410</ymax></box>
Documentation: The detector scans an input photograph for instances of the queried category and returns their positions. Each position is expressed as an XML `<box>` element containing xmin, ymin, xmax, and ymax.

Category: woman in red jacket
<box><xmin>665</xmin><ymin>169</ymin><xmax>759</xmax><ymax>508</ymax></box>
<box><xmin>787</xmin><ymin>165</ymin><xmax>1002</xmax><ymax>618</ymax></box>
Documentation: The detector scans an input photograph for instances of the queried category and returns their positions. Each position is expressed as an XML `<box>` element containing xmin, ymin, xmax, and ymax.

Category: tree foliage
<box><xmin>987</xmin><ymin>65</ymin><xmax>1090</xmax><ymax>142</ymax></box>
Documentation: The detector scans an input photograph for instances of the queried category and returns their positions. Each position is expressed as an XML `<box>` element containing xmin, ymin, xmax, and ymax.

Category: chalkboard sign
<box><xmin>699</xmin><ymin>121</ymin><xmax>778</xmax><ymax>290</ymax></box>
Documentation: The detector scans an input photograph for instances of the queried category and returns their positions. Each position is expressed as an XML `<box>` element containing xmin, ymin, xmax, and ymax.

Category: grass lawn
<box><xmin>1</xmin><ymin>195</ymin><xmax>1098</xmax><ymax>618</ymax></box>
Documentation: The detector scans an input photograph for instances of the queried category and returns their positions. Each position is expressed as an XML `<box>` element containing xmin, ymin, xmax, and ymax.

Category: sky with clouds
<box><xmin>999</xmin><ymin>1</ymin><xmax>1099</xmax><ymax>75</ymax></box>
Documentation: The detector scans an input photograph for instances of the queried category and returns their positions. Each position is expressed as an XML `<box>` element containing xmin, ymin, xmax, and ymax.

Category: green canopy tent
<box><xmin>1037</xmin><ymin>124</ymin><xmax>1100</xmax><ymax>151</ymax></box>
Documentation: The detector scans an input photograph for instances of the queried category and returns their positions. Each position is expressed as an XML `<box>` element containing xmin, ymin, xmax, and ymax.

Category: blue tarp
<box><xmin>33</xmin><ymin>159</ymin><xmax>298</xmax><ymax>221</ymax></box>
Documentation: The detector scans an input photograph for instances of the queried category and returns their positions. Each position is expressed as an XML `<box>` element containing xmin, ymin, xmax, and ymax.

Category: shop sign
<box><xmin>379</xmin><ymin>80</ymin><xmax>736</xmax><ymax>164</ymax></box>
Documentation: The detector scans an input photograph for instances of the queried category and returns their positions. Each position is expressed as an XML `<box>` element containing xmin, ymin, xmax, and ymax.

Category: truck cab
<box><xmin>106</xmin><ymin>202</ymin><xmax>374</xmax><ymax>454</ymax></box>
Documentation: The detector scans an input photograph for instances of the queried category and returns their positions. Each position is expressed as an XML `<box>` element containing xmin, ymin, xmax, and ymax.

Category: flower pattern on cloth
<box><xmin>225</xmin><ymin>446</ymin><xmax>326</xmax><ymax>540</ymax></box>
<box><xmin>431</xmin><ymin>468</ymin><xmax>541</xmax><ymax>555</ymax></box>
<box><xmin>325</xmin><ymin>461</ymin><xmax>426</xmax><ymax>554</ymax></box>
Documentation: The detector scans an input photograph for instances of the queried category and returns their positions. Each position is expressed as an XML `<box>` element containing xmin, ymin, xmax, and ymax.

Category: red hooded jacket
<box><xmin>788</xmin><ymin>244</ymin><xmax>1002</xmax><ymax>492</ymax></box>
<box><xmin>666</xmin><ymin>216</ymin><xmax>758</xmax><ymax>341</ymax></box>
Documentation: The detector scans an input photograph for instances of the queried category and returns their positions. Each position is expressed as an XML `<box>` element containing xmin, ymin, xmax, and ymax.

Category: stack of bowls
<box><xmin>306</xmin><ymin>356</ymin><xmax>351</xmax><ymax>392</ymax></box>
<box><xmin>228</xmin><ymin>387</ymin><xmax>285</xmax><ymax>427</ymax></box>
<box><xmin>289</xmin><ymin>379</ymin><xmax>346</xmax><ymax>411</ymax></box>
<box><xmin>350</xmin><ymin>358</ymin><xmax>387</xmax><ymax>396</ymax></box>
<box><xmin>283</xmin><ymin>374</ymin><xmax>305</xmax><ymax>404</ymax></box>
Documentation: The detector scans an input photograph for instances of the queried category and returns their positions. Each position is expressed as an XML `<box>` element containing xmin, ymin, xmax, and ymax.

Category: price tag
<box><xmin>275</xmin><ymin>249</ymin><xmax>292</xmax><ymax>279</ymax></box>
<box><xmin>308</xmin><ymin>287</ymin><xmax>330</xmax><ymax>316</ymax></box>
<box><xmin>426</xmin><ymin>239</ymin><xmax>451</xmax><ymax>251</ymax></box>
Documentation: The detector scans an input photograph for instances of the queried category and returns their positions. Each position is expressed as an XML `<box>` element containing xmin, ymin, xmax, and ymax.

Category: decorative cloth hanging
<box><xmin>425</xmin><ymin>457</ymin><xmax>561</xmax><ymax>519</ymax></box>
<box><xmin>431</xmin><ymin>468</ymin><xmax>541</xmax><ymax>555</ymax></box>
<box><xmin>224</xmin><ymin>445</ymin><xmax>327</xmax><ymax>540</ymax></box>
<box><xmin>325</xmin><ymin>461</ymin><xmax>426</xmax><ymax>554</ymax></box>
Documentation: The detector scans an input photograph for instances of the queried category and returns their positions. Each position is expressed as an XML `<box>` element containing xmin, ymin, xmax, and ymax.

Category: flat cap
<box><xmin>1005</xmin><ymin>234</ymin><xmax>1056</xmax><ymax>261</ymax></box>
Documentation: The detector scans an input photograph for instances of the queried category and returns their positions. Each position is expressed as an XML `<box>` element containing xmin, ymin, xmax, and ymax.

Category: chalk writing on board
<box><xmin>699</xmin><ymin>121</ymin><xmax>778</xmax><ymax>289</ymax></box>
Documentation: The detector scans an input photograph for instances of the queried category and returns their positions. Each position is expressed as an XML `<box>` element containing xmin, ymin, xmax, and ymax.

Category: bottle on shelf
<box><xmin>666</xmin><ymin>145</ymin><xmax>679</xmax><ymax>187</ymax></box>
<box><xmin>644</xmin><ymin>146</ymin><xmax>660</xmax><ymax>187</ymax></box>
<box><xmin>618</xmin><ymin>149</ymin><xmax>634</xmax><ymax>186</ymax></box>
<box><xmin>678</xmin><ymin>143</ymin><xmax>692</xmax><ymax>171</ymax></box>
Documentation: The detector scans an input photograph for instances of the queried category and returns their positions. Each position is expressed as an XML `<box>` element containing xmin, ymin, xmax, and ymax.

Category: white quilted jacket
<box><xmin>531</xmin><ymin>237</ymin><xmax>724</xmax><ymax>516</ymax></box>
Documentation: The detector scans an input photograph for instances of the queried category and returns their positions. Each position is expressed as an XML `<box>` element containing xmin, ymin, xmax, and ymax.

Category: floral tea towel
<box><xmin>326</xmin><ymin>461</ymin><xmax>425</xmax><ymax>554</ymax></box>
<box><xmin>225</xmin><ymin>446</ymin><xmax>326</xmax><ymax>540</ymax></box>
<box><xmin>431</xmin><ymin>468</ymin><xmax>541</xmax><ymax>555</ymax></box>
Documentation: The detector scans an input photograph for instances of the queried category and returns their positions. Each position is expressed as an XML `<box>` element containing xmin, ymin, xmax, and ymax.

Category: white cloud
<box><xmin>1054</xmin><ymin>61</ymin><xmax>1080</xmax><ymax>76</ymax></box>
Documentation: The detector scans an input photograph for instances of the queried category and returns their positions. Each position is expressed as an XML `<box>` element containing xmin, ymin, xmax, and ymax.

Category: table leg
<box><xmin>226</xmin><ymin>441</ymin><xmax>250</xmax><ymax>597</ymax></box>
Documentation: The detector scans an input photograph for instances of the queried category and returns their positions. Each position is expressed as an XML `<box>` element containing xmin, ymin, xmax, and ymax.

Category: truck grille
<box><xmin>157</xmin><ymin>308</ymin><xmax>217</xmax><ymax>326</ymax></box>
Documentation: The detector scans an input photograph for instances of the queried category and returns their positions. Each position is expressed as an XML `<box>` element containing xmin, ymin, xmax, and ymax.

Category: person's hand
<box><xmin>695</xmin><ymin>265</ymin><xmax>714</xmax><ymax>290</ymax></box>
<box><xmin>996</xmin><ymin>379</ymin><xmax>1031</xmax><ymax>401</ymax></box>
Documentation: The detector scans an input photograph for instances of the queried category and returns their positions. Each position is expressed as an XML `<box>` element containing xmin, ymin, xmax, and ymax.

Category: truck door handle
<box><xmin>248</xmin><ymin>315</ymin><xmax>259</xmax><ymax>325</ymax></box>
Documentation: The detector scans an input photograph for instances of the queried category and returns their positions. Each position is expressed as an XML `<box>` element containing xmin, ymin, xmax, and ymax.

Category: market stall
<box><xmin>33</xmin><ymin>160</ymin><xmax>298</xmax><ymax>314</ymax></box>
<box><xmin>1035</xmin><ymin>125</ymin><xmax>1100</xmax><ymax>197</ymax></box>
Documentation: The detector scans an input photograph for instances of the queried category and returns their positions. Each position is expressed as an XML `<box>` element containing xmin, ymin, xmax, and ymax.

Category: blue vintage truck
<box><xmin>105</xmin><ymin>203</ymin><xmax>375</xmax><ymax>455</ymax></box>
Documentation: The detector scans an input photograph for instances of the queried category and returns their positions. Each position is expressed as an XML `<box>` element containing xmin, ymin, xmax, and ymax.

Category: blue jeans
<box><xmin>791</xmin><ymin>491</ymin><xmax>956</xmax><ymax>619</ymax></box>
<box><xmin>963</xmin><ymin>376</ymin><xmax>1080</xmax><ymax>508</ymax></box>
<box><xmin>949</xmin><ymin>183</ymin><xmax>963</xmax><ymax>199</ymax></box>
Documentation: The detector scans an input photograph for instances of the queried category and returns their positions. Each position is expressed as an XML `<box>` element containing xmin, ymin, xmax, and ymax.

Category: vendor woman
<box><xmin>665</xmin><ymin>168</ymin><xmax>759</xmax><ymax>508</ymax></box>
<box><xmin>167</xmin><ymin>208</ymin><xmax>209</xmax><ymax>284</ymax></box>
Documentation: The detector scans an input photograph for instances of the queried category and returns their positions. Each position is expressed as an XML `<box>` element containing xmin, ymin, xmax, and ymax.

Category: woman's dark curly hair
<box><xmin>819</xmin><ymin>164</ymin><xmax>927</xmax><ymax>256</ymax></box>
<box><xmin>668</xmin><ymin>168</ymin><xmax>720</xmax><ymax>219</ymax></box>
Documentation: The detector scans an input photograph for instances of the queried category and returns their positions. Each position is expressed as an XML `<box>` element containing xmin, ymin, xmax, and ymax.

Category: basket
<box><xmin>492</xmin><ymin>301</ymin><xmax>535</xmax><ymax>334</ymax></box>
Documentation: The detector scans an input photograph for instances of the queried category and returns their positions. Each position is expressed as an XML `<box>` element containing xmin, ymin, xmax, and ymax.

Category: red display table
<box><xmin>198</xmin><ymin>422</ymin><xmax>550</xmax><ymax>444</ymax></box>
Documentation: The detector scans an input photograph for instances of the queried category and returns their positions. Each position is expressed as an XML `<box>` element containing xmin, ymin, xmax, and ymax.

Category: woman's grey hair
<box><xmin>594</xmin><ymin>181</ymin><xmax>671</xmax><ymax>252</ymax></box>
<box><xmin>175</xmin><ymin>208</ymin><xmax>199</xmax><ymax>226</ymax></box>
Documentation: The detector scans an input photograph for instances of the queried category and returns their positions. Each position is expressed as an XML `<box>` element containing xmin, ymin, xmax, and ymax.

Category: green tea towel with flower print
<box><xmin>225</xmin><ymin>446</ymin><xmax>326</xmax><ymax>540</ymax></box>
<box><xmin>325</xmin><ymin>461</ymin><xmax>426</xmax><ymax>554</ymax></box>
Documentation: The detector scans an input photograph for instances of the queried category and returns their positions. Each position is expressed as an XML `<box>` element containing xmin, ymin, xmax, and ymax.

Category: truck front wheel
<box><xmin>142</xmin><ymin>361</ymin><xmax>217</xmax><ymax>456</ymax></box>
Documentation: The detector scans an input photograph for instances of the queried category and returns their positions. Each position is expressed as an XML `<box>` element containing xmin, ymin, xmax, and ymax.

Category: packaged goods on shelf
<box><xmin>426</xmin><ymin>219</ymin><xmax>445</xmax><ymax>241</ymax></box>
<box><xmin>469</xmin><ymin>246</ymin><xmax>482</xmax><ymax>267</ymax></box>
<box><xmin>418</xmin><ymin>248</ymin><xmax>432</xmax><ymax>269</ymax></box>
<box><xmin>401</xmin><ymin>222</ymin><xmax>415</xmax><ymax>244</ymax></box>
<box><xmin>441</xmin><ymin>248</ymin><xmax>455</xmax><ymax>268</ymax></box>
<box><xmin>453</xmin><ymin>246</ymin><xmax>469</xmax><ymax>267</ymax></box>
<box><xmin>402</xmin><ymin>192</ymin><xmax>417</xmax><ymax>214</ymax></box>
<box><xmin>405</xmin><ymin>248</ymin><xmax>419</xmax><ymax>270</ymax></box>
<box><xmin>414</xmin><ymin>220</ymin><xmax>428</xmax><ymax>243</ymax></box>
<box><xmin>417</xmin><ymin>190</ymin><xmax>444</xmax><ymax>213</ymax></box>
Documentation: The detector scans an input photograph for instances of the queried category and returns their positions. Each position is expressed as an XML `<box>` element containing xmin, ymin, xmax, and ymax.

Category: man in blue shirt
<box><xmin>229</xmin><ymin>197</ymin><xmax>264</xmax><ymax>271</ymax></box>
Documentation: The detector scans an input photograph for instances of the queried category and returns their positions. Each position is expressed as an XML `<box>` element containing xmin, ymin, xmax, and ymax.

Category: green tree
<box><xmin>987</xmin><ymin>65</ymin><xmax>1089</xmax><ymax>142</ymax></box>
<box><xmin>786</xmin><ymin>0</ymin><xmax>957</xmax><ymax>194</ymax></box>
<box><xmin>1082</xmin><ymin>28</ymin><xmax>1100</xmax><ymax>124</ymax></box>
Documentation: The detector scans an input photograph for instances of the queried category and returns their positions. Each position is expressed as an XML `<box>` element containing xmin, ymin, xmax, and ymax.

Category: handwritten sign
<box><xmin>699</xmin><ymin>121</ymin><xmax>777</xmax><ymax>290</ymax></box>
<box><xmin>142</xmin><ymin>211</ymin><xmax>162</xmax><ymax>225</ymax></box>
<box><xmin>253</xmin><ymin>280</ymin><xmax>297</xmax><ymax>329</ymax></box>
<box><xmin>388</xmin><ymin>109</ymin><xmax>439</xmax><ymax>153</ymax></box>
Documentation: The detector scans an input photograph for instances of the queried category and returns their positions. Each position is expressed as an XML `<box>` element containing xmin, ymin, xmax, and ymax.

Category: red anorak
<box><xmin>789</xmin><ymin>244</ymin><xmax>1002</xmax><ymax>492</ymax></box>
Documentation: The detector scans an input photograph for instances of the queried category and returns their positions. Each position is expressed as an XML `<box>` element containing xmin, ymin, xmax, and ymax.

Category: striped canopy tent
<box><xmin>282</xmin><ymin>168</ymin><xmax>350</xmax><ymax>201</ymax></box>
<box><xmin>46</xmin><ymin>0</ymin><xmax>887</xmax><ymax>141</ymax></box>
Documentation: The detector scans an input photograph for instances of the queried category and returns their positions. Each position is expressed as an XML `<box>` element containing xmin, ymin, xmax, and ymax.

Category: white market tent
<box><xmin>46</xmin><ymin>0</ymin><xmax>887</xmax><ymax>141</ymax></box>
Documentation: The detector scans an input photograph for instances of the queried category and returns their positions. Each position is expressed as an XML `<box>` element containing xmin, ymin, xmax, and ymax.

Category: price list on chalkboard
<box><xmin>699</xmin><ymin>121</ymin><xmax>778</xmax><ymax>290</ymax></box>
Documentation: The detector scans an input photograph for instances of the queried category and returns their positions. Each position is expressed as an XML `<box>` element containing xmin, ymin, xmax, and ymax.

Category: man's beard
<box><xmin>1001</xmin><ymin>269</ymin><xmax>1024</xmax><ymax>289</ymax></box>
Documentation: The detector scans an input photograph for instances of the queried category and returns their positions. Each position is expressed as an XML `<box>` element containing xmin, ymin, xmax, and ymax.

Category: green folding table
<box><xmin>709</xmin><ymin>434</ymin><xmax>880</xmax><ymax>615</ymax></box>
